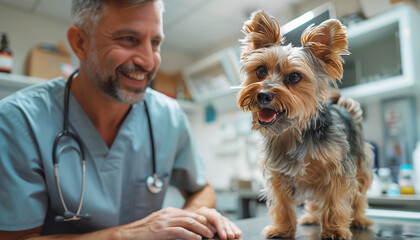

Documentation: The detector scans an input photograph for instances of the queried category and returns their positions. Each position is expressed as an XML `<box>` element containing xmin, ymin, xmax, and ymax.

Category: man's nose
<box><xmin>133</xmin><ymin>40</ymin><xmax>155</xmax><ymax>71</ymax></box>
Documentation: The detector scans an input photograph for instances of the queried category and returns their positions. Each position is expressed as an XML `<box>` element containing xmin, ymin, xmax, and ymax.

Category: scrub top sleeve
<box><xmin>170</xmin><ymin>111</ymin><xmax>206</xmax><ymax>193</ymax></box>
<box><xmin>0</xmin><ymin>105</ymin><xmax>48</xmax><ymax>231</ymax></box>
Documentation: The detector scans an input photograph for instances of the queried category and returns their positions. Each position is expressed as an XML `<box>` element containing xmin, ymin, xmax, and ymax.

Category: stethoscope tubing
<box><xmin>143</xmin><ymin>101</ymin><xmax>156</xmax><ymax>175</ymax></box>
<box><xmin>53</xmin><ymin>69</ymin><xmax>87</xmax><ymax>221</ymax></box>
<box><xmin>54</xmin><ymin>145</ymin><xmax>86</xmax><ymax>221</ymax></box>
<box><xmin>52</xmin><ymin>69</ymin><xmax>163</xmax><ymax>222</ymax></box>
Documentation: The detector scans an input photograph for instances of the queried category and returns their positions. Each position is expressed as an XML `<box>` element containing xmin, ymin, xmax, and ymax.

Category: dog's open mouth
<box><xmin>258</xmin><ymin>108</ymin><xmax>286</xmax><ymax>125</ymax></box>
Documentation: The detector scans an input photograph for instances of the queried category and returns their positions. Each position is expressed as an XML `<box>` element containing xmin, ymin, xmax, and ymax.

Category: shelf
<box><xmin>0</xmin><ymin>72</ymin><xmax>47</xmax><ymax>99</ymax></box>
<box><xmin>368</xmin><ymin>195</ymin><xmax>420</xmax><ymax>212</ymax></box>
<box><xmin>0</xmin><ymin>72</ymin><xmax>47</xmax><ymax>87</ymax></box>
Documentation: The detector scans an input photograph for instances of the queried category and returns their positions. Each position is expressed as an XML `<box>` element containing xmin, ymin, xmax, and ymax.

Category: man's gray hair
<box><xmin>71</xmin><ymin>0</ymin><xmax>164</xmax><ymax>33</ymax></box>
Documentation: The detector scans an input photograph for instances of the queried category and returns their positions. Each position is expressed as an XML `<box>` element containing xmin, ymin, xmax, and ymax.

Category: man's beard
<box><xmin>86</xmin><ymin>47</ymin><xmax>154</xmax><ymax>105</ymax></box>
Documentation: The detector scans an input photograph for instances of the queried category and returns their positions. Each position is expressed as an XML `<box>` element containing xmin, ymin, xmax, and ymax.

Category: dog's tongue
<box><xmin>258</xmin><ymin>108</ymin><xmax>276</xmax><ymax>122</ymax></box>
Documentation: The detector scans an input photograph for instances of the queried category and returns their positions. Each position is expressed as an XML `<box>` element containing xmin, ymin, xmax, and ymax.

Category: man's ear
<box><xmin>67</xmin><ymin>26</ymin><xmax>89</xmax><ymax>61</ymax></box>
<box><xmin>240</xmin><ymin>10</ymin><xmax>282</xmax><ymax>59</ymax></box>
<box><xmin>301</xmin><ymin>19</ymin><xmax>349</xmax><ymax>81</ymax></box>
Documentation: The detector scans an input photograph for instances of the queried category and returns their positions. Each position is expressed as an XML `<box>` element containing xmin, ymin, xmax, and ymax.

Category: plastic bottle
<box><xmin>398</xmin><ymin>164</ymin><xmax>415</xmax><ymax>195</ymax></box>
<box><xmin>413</xmin><ymin>142</ymin><xmax>420</xmax><ymax>195</ymax></box>
<box><xmin>0</xmin><ymin>33</ymin><xmax>13</xmax><ymax>73</ymax></box>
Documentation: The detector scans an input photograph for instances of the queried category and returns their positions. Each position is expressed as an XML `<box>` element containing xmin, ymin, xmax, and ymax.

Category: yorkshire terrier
<box><xmin>237</xmin><ymin>10</ymin><xmax>374</xmax><ymax>240</ymax></box>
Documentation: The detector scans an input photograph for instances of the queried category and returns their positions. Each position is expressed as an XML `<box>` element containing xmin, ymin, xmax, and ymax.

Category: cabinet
<box><xmin>340</xmin><ymin>4</ymin><xmax>420</xmax><ymax>99</ymax></box>
<box><xmin>183</xmin><ymin>48</ymin><xmax>241</xmax><ymax>103</ymax></box>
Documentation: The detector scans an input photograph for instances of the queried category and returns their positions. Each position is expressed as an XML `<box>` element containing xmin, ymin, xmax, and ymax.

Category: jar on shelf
<box><xmin>398</xmin><ymin>164</ymin><xmax>415</xmax><ymax>195</ymax></box>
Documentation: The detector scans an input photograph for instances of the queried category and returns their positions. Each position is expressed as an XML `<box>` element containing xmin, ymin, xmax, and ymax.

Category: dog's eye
<box><xmin>256</xmin><ymin>65</ymin><xmax>268</xmax><ymax>79</ymax></box>
<box><xmin>287</xmin><ymin>72</ymin><xmax>302</xmax><ymax>84</ymax></box>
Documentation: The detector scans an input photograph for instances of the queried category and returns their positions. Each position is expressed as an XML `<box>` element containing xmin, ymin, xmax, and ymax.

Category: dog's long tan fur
<box><xmin>237</xmin><ymin>10</ymin><xmax>374</xmax><ymax>240</ymax></box>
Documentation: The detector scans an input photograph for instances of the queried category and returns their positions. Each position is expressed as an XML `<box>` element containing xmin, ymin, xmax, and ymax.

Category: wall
<box><xmin>159</xmin><ymin>46</ymin><xmax>194</xmax><ymax>74</ymax></box>
<box><xmin>0</xmin><ymin>4</ymin><xmax>77</xmax><ymax>76</ymax></box>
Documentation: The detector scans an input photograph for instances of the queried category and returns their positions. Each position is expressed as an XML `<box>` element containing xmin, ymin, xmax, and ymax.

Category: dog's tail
<box><xmin>329</xmin><ymin>89</ymin><xmax>363</xmax><ymax>123</ymax></box>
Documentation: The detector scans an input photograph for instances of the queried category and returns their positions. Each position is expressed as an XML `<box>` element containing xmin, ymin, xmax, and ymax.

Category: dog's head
<box><xmin>237</xmin><ymin>10</ymin><xmax>349</xmax><ymax>136</ymax></box>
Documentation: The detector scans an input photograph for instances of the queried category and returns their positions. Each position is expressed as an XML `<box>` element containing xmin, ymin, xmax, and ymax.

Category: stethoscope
<box><xmin>52</xmin><ymin>69</ymin><xmax>163</xmax><ymax>222</ymax></box>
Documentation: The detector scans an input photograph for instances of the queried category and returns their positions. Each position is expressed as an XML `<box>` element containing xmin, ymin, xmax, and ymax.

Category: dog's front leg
<box><xmin>262</xmin><ymin>172</ymin><xmax>297</xmax><ymax>238</ymax></box>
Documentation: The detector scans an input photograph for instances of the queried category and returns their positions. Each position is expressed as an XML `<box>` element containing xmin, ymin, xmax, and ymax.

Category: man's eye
<box><xmin>122</xmin><ymin>36</ymin><xmax>135</xmax><ymax>42</ymax></box>
<box><xmin>151</xmin><ymin>39</ymin><xmax>160</xmax><ymax>46</ymax></box>
<box><xmin>256</xmin><ymin>65</ymin><xmax>268</xmax><ymax>79</ymax></box>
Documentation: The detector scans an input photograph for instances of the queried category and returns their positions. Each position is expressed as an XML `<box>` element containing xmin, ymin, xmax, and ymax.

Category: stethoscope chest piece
<box><xmin>146</xmin><ymin>173</ymin><xmax>163</xmax><ymax>194</ymax></box>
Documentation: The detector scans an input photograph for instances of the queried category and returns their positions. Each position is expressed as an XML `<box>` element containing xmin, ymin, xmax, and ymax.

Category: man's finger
<box><xmin>167</xmin><ymin>217</ymin><xmax>214</xmax><ymax>239</ymax></box>
<box><xmin>228</xmin><ymin>220</ymin><xmax>242</xmax><ymax>238</ymax></box>
<box><xmin>159</xmin><ymin>207</ymin><xmax>209</xmax><ymax>226</ymax></box>
<box><xmin>163</xmin><ymin>226</ymin><xmax>202</xmax><ymax>240</ymax></box>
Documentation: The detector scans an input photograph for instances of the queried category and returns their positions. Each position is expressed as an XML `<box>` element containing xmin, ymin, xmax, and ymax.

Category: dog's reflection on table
<box><xmin>292</xmin><ymin>224</ymin><xmax>375</xmax><ymax>240</ymax></box>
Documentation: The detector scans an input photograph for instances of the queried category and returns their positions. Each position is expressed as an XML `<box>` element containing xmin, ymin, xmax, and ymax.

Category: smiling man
<box><xmin>0</xmin><ymin>1</ymin><xmax>241</xmax><ymax>239</ymax></box>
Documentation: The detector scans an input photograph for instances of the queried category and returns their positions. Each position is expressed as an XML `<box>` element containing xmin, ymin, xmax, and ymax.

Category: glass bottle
<box><xmin>0</xmin><ymin>33</ymin><xmax>13</xmax><ymax>73</ymax></box>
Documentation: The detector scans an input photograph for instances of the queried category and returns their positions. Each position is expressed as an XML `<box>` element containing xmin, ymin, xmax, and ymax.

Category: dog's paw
<box><xmin>262</xmin><ymin>225</ymin><xmax>295</xmax><ymax>239</ymax></box>
<box><xmin>298</xmin><ymin>213</ymin><xmax>320</xmax><ymax>225</ymax></box>
<box><xmin>321</xmin><ymin>228</ymin><xmax>352</xmax><ymax>240</ymax></box>
<box><xmin>351</xmin><ymin>216</ymin><xmax>374</xmax><ymax>229</ymax></box>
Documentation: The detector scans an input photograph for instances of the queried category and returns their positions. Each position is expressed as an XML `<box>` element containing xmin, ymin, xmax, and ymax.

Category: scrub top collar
<box><xmin>64</xmin><ymin>87</ymin><xmax>149</xmax><ymax>165</ymax></box>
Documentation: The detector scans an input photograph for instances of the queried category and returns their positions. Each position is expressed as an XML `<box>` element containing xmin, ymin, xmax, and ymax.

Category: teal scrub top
<box><xmin>0</xmin><ymin>78</ymin><xmax>206</xmax><ymax>234</ymax></box>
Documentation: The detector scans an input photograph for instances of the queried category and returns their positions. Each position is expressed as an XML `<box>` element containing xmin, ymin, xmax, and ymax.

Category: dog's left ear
<box><xmin>301</xmin><ymin>19</ymin><xmax>349</xmax><ymax>81</ymax></box>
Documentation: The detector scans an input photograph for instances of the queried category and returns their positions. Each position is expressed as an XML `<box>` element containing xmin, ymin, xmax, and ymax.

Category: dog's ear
<box><xmin>240</xmin><ymin>10</ymin><xmax>282</xmax><ymax>58</ymax></box>
<box><xmin>301</xmin><ymin>19</ymin><xmax>349</xmax><ymax>81</ymax></box>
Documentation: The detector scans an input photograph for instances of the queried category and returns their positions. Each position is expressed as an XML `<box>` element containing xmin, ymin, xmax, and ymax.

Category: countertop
<box><xmin>210</xmin><ymin>210</ymin><xmax>420</xmax><ymax>240</ymax></box>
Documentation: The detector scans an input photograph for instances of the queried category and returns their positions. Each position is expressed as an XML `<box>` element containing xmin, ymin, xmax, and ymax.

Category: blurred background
<box><xmin>1</xmin><ymin>0</ymin><xmax>420</xmax><ymax>220</ymax></box>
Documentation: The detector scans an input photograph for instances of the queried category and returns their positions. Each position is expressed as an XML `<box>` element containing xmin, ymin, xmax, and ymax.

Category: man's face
<box><xmin>86</xmin><ymin>1</ymin><xmax>164</xmax><ymax>104</ymax></box>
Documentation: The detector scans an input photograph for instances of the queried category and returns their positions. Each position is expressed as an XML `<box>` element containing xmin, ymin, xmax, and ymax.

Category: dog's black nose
<box><xmin>257</xmin><ymin>89</ymin><xmax>274</xmax><ymax>105</ymax></box>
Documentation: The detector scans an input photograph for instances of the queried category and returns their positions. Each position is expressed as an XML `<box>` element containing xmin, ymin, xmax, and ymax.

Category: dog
<box><xmin>237</xmin><ymin>10</ymin><xmax>374</xmax><ymax>240</ymax></box>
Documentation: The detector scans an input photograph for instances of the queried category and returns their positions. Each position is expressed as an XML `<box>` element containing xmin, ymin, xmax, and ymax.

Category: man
<box><xmin>0</xmin><ymin>0</ymin><xmax>242</xmax><ymax>239</ymax></box>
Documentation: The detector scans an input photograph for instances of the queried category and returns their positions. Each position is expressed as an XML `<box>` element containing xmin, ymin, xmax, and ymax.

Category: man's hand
<box><xmin>194</xmin><ymin>207</ymin><xmax>242</xmax><ymax>240</ymax></box>
<box><xmin>115</xmin><ymin>207</ymin><xmax>242</xmax><ymax>240</ymax></box>
<box><xmin>114</xmin><ymin>207</ymin><xmax>216</xmax><ymax>240</ymax></box>
<box><xmin>180</xmin><ymin>181</ymin><xmax>242</xmax><ymax>239</ymax></box>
